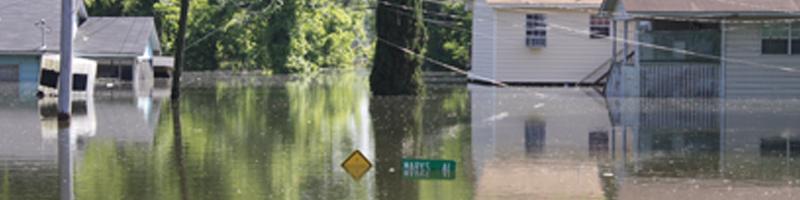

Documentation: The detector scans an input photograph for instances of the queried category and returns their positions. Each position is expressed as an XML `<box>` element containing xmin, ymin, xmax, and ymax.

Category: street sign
<box><xmin>341</xmin><ymin>150</ymin><xmax>372</xmax><ymax>181</ymax></box>
<box><xmin>402</xmin><ymin>159</ymin><xmax>456</xmax><ymax>180</ymax></box>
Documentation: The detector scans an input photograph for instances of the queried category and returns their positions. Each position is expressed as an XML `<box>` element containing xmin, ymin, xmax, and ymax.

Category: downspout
<box><xmin>719</xmin><ymin>19</ymin><xmax>727</xmax><ymax>174</ymax></box>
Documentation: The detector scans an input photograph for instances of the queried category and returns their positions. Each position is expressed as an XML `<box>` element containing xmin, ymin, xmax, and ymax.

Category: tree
<box><xmin>152</xmin><ymin>0</ymin><xmax>372</xmax><ymax>72</ymax></box>
<box><xmin>83</xmin><ymin>0</ymin><xmax>157</xmax><ymax>16</ymax></box>
<box><xmin>423</xmin><ymin>1</ymin><xmax>471</xmax><ymax>71</ymax></box>
<box><xmin>370</xmin><ymin>0</ymin><xmax>428</xmax><ymax>95</ymax></box>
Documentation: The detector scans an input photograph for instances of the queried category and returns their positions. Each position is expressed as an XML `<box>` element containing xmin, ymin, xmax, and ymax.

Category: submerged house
<box><xmin>0</xmin><ymin>0</ymin><xmax>163</xmax><ymax>98</ymax></box>
<box><xmin>76</xmin><ymin>17</ymin><xmax>162</xmax><ymax>82</ymax></box>
<box><xmin>601</xmin><ymin>0</ymin><xmax>800</xmax><ymax>98</ymax></box>
<box><xmin>596</xmin><ymin>2</ymin><xmax>800</xmax><ymax>193</ymax></box>
<box><xmin>471</xmin><ymin>0</ymin><xmax>630</xmax><ymax>85</ymax></box>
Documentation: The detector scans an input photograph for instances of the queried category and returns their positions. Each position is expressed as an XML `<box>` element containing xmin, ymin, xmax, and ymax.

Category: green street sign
<box><xmin>402</xmin><ymin>159</ymin><xmax>456</xmax><ymax>180</ymax></box>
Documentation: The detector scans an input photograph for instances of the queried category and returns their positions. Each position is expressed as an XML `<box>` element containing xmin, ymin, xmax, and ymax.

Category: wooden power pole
<box><xmin>171</xmin><ymin>0</ymin><xmax>190</xmax><ymax>100</ymax></box>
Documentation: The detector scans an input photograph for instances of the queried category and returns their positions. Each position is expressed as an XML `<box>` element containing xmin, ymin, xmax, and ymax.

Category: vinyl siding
<box><xmin>0</xmin><ymin>55</ymin><xmax>41</xmax><ymax>100</ymax></box>
<box><xmin>724</xmin><ymin>23</ymin><xmax>800</xmax><ymax>98</ymax></box>
<box><xmin>471</xmin><ymin>0</ymin><xmax>497</xmax><ymax>81</ymax></box>
<box><xmin>493</xmin><ymin>9</ymin><xmax>614</xmax><ymax>83</ymax></box>
<box><xmin>0</xmin><ymin>55</ymin><xmax>41</xmax><ymax>83</ymax></box>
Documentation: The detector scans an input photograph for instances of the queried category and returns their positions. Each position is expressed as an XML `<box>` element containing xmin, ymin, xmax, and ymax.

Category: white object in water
<box><xmin>38</xmin><ymin>54</ymin><xmax>97</xmax><ymax>100</ymax></box>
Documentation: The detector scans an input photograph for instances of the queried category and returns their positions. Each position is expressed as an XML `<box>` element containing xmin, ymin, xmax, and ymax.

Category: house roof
<box><xmin>0</xmin><ymin>0</ymin><xmax>159</xmax><ymax>57</ymax></box>
<box><xmin>488</xmin><ymin>0</ymin><xmax>603</xmax><ymax>8</ymax></box>
<box><xmin>75</xmin><ymin>17</ymin><xmax>161</xmax><ymax>57</ymax></box>
<box><xmin>0</xmin><ymin>0</ymin><xmax>79</xmax><ymax>54</ymax></box>
<box><xmin>603</xmin><ymin>0</ymin><xmax>800</xmax><ymax>16</ymax></box>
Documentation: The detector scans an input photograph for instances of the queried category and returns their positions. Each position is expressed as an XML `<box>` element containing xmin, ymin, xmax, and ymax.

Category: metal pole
<box><xmin>171</xmin><ymin>0</ymin><xmax>190</xmax><ymax>100</ymax></box>
<box><xmin>58</xmin><ymin>1</ymin><xmax>74</xmax><ymax>197</ymax></box>
<box><xmin>58</xmin><ymin>127</ymin><xmax>74</xmax><ymax>200</ymax></box>
<box><xmin>58</xmin><ymin>0</ymin><xmax>74</xmax><ymax>120</ymax></box>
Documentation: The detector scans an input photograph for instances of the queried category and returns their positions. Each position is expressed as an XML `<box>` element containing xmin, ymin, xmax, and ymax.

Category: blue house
<box><xmin>0</xmin><ymin>0</ymin><xmax>162</xmax><ymax>99</ymax></box>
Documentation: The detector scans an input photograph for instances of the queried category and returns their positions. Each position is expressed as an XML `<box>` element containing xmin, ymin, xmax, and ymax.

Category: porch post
<box><xmin>623</xmin><ymin>20</ymin><xmax>629</xmax><ymax>66</ymax></box>
<box><xmin>611</xmin><ymin>20</ymin><xmax>618</xmax><ymax>62</ymax></box>
<box><xmin>634</xmin><ymin>20</ymin><xmax>640</xmax><ymax>68</ymax></box>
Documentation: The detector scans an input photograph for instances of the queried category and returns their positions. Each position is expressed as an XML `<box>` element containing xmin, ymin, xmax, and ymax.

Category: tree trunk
<box><xmin>171</xmin><ymin>0</ymin><xmax>190</xmax><ymax>100</ymax></box>
<box><xmin>370</xmin><ymin>0</ymin><xmax>428</xmax><ymax>95</ymax></box>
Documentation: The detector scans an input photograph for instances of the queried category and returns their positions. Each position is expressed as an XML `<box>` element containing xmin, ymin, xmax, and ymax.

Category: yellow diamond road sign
<box><xmin>341</xmin><ymin>150</ymin><xmax>372</xmax><ymax>180</ymax></box>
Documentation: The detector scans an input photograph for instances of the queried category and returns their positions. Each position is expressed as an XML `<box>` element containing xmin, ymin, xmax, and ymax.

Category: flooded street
<box><xmin>1</xmin><ymin>71</ymin><xmax>800</xmax><ymax>199</ymax></box>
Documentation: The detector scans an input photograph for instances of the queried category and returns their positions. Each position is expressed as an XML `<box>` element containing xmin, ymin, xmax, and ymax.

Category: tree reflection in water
<box><xmin>68</xmin><ymin>71</ymin><xmax>474</xmax><ymax>200</ymax></box>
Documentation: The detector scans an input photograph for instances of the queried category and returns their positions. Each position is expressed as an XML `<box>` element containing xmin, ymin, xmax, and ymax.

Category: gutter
<box><xmin>490</xmin><ymin>3</ymin><xmax>601</xmax><ymax>9</ymax></box>
<box><xmin>0</xmin><ymin>51</ymin><xmax>48</xmax><ymax>56</ymax></box>
<box><xmin>74</xmin><ymin>53</ymin><xmax>142</xmax><ymax>58</ymax></box>
<box><xmin>628</xmin><ymin>11</ymin><xmax>800</xmax><ymax>18</ymax></box>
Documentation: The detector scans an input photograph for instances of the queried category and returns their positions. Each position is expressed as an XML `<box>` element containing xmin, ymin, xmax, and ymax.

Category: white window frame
<box><xmin>526</xmin><ymin>14</ymin><xmax>547</xmax><ymax>48</ymax></box>
<box><xmin>589</xmin><ymin>15</ymin><xmax>611</xmax><ymax>39</ymax></box>
<box><xmin>761</xmin><ymin>22</ymin><xmax>800</xmax><ymax>55</ymax></box>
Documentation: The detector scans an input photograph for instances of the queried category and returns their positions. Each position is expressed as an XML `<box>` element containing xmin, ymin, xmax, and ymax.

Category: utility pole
<box><xmin>58</xmin><ymin>0</ymin><xmax>74</xmax><ymax>120</ymax></box>
<box><xmin>58</xmin><ymin>1</ymin><xmax>75</xmax><ymax>199</ymax></box>
<box><xmin>171</xmin><ymin>0</ymin><xmax>190</xmax><ymax>100</ymax></box>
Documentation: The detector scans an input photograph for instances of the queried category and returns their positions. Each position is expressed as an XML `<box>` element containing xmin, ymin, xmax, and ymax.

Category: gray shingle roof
<box><xmin>75</xmin><ymin>17</ymin><xmax>160</xmax><ymax>57</ymax></box>
<box><xmin>0</xmin><ymin>0</ymin><xmax>158</xmax><ymax>57</ymax></box>
<box><xmin>0</xmin><ymin>0</ymin><xmax>65</xmax><ymax>54</ymax></box>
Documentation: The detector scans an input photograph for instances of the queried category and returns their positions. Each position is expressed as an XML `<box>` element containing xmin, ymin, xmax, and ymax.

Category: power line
<box><xmin>376</xmin><ymin>37</ymin><xmax>508</xmax><ymax>87</ymax></box>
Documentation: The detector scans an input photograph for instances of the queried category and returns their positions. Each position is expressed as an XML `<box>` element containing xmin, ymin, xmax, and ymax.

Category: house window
<box><xmin>39</xmin><ymin>69</ymin><xmax>59</xmax><ymax>88</ymax></box>
<box><xmin>590</xmin><ymin>15</ymin><xmax>611</xmax><ymax>38</ymax></box>
<box><xmin>0</xmin><ymin>64</ymin><xmax>19</xmax><ymax>82</ymax></box>
<box><xmin>762</xmin><ymin>22</ymin><xmax>800</xmax><ymax>55</ymax></box>
<box><xmin>72</xmin><ymin>74</ymin><xmax>88</xmax><ymax>91</ymax></box>
<box><xmin>526</xmin><ymin>14</ymin><xmax>547</xmax><ymax>48</ymax></box>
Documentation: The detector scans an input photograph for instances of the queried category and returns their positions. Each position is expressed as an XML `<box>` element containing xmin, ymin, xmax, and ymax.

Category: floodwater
<box><xmin>1</xmin><ymin>70</ymin><xmax>800</xmax><ymax>199</ymax></box>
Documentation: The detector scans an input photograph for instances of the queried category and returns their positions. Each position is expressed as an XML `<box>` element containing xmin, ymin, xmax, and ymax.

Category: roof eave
<box><xmin>628</xmin><ymin>11</ymin><xmax>800</xmax><ymax>18</ymax></box>
<box><xmin>75</xmin><ymin>53</ymin><xmax>142</xmax><ymax>58</ymax></box>
<box><xmin>0</xmin><ymin>51</ymin><xmax>49</xmax><ymax>56</ymax></box>
<box><xmin>490</xmin><ymin>3</ymin><xmax>601</xmax><ymax>9</ymax></box>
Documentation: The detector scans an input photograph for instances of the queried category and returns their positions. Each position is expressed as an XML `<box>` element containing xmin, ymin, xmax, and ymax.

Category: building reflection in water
<box><xmin>524</xmin><ymin>119</ymin><xmax>545</xmax><ymax>156</ymax></box>
<box><xmin>469</xmin><ymin>85</ymin><xmax>612</xmax><ymax>199</ymax></box>
<box><xmin>470</xmin><ymin>85</ymin><xmax>800</xmax><ymax>199</ymax></box>
<box><xmin>0</xmin><ymin>78</ymin><xmax>168</xmax><ymax>199</ymax></box>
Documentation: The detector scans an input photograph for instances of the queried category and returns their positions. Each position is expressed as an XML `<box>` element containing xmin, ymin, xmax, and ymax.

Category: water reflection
<box><xmin>3</xmin><ymin>71</ymin><xmax>800</xmax><ymax>199</ymax></box>
<box><xmin>470</xmin><ymin>85</ymin><xmax>800</xmax><ymax>199</ymax></box>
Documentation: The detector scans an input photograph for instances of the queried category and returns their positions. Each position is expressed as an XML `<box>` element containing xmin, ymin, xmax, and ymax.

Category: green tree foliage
<box><xmin>84</xmin><ymin>0</ymin><xmax>157</xmax><ymax>16</ymax></box>
<box><xmin>423</xmin><ymin>1</ymin><xmax>471</xmax><ymax>71</ymax></box>
<box><xmin>152</xmin><ymin>0</ymin><xmax>372</xmax><ymax>72</ymax></box>
<box><xmin>370</xmin><ymin>0</ymin><xmax>428</xmax><ymax>95</ymax></box>
<box><xmin>85</xmin><ymin>0</ymin><xmax>372</xmax><ymax>72</ymax></box>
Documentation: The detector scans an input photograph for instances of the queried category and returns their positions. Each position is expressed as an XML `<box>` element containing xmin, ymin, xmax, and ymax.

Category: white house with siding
<box><xmin>601</xmin><ymin>0</ymin><xmax>800</xmax><ymax>98</ymax></box>
<box><xmin>471</xmin><ymin>0</ymin><xmax>625</xmax><ymax>85</ymax></box>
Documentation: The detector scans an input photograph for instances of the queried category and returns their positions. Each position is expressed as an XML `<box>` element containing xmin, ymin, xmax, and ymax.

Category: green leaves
<box><xmin>149</xmin><ymin>0</ymin><xmax>372</xmax><ymax>72</ymax></box>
